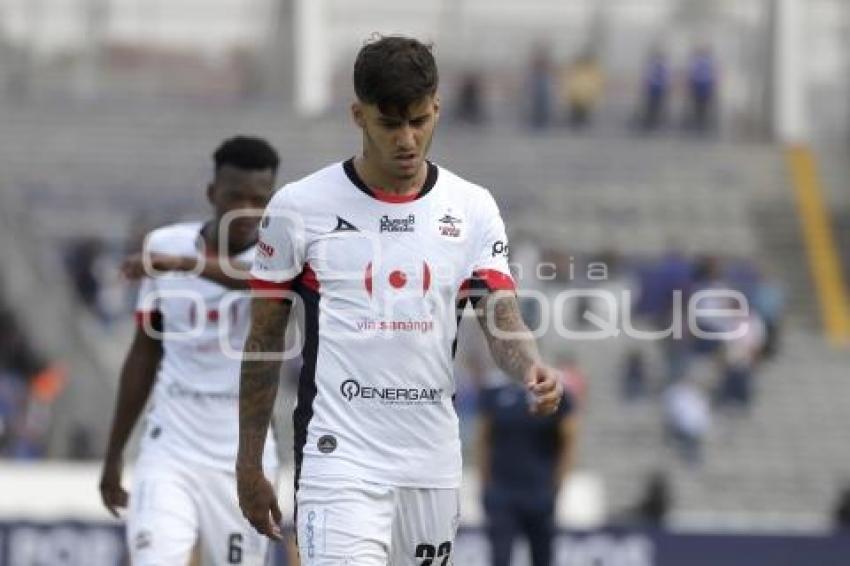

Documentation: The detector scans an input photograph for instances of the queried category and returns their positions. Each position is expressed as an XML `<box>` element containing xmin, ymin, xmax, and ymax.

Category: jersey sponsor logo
<box><xmin>188</xmin><ymin>304</ymin><xmax>239</xmax><ymax>327</ymax></box>
<box><xmin>380</xmin><ymin>213</ymin><xmax>416</xmax><ymax>233</ymax></box>
<box><xmin>491</xmin><ymin>239</ymin><xmax>509</xmax><ymax>258</ymax></box>
<box><xmin>257</xmin><ymin>239</ymin><xmax>275</xmax><ymax>257</ymax></box>
<box><xmin>437</xmin><ymin>212</ymin><xmax>463</xmax><ymax>238</ymax></box>
<box><xmin>333</xmin><ymin>216</ymin><xmax>359</xmax><ymax>232</ymax></box>
<box><xmin>317</xmin><ymin>435</ymin><xmax>337</xmax><ymax>454</ymax></box>
<box><xmin>305</xmin><ymin>510</ymin><xmax>318</xmax><ymax>558</ymax></box>
<box><xmin>355</xmin><ymin>318</ymin><xmax>435</xmax><ymax>334</ymax></box>
<box><xmin>364</xmin><ymin>261</ymin><xmax>431</xmax><ymax>298</ymax></box>
<box><xmin>339</xmin><ymin>378</ymin><xmax>443</xmax><ymax>405</ymax></box>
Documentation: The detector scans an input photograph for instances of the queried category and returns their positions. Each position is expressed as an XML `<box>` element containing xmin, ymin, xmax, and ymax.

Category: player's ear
<box><xmin>432</xmin><ymin>94</ymin><xmax>441</xmax><ymax>119</ymax></box>
<box><xmin>206</xmin><ymin>183</ymin><xmax>216</xmax><ymax>206</ymax></box>
<box><xmin>351</xmin><ymin>102</ymin><xmax>366</xmax><ymax>129</ymax></box>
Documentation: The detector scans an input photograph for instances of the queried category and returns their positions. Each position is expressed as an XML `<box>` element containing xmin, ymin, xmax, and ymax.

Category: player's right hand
<box><xmin>99</xmin><ymin>460</ymin><xmax>129</xmax><ymax>518</ymax></box>
<box><xmin>237</xmin><ymin>467</ymin><xmax>283</xmax><ymax>541</ymax></box>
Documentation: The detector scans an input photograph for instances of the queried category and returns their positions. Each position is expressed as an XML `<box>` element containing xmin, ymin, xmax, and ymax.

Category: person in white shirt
<box><xmin>99</xmin><ymin>136</ymin><xmax>280</xmax><ymax>565</ymax></box>
<box><xmin>236</xmin><ymin>36</ymin><xmax>565</xmax><ymax>566</ymax></box>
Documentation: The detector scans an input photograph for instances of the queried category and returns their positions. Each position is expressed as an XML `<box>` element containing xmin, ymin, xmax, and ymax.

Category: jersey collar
<box><xmin>343</xmin><ymin>158</ymin><xmax>438</xmax><ymax>203</ymax></box>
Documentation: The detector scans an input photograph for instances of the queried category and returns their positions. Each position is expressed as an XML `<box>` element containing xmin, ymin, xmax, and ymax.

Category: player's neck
<box><xmin>354</xmin><ymin>155</ymin><xmax>426</xmax><ymax>196</ymax></box>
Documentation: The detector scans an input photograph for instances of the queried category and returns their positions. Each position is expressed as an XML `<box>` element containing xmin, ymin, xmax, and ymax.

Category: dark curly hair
<box><xmin>353</xmin><ymin>35</ymin><xmax>438</xmax><ymax>117</ymax></box>
<box><xmin>213</xmin><ymin>136</ymin><xmax>279</xmax><ymax>173</ymax></box>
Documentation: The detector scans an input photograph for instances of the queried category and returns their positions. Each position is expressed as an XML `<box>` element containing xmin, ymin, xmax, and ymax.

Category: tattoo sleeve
<box><xmin>237</xmin><ymin>296</ymin><xmax>291</xmax><ymax>470</ymax></box>
<box><xmin>476</xmin><ymin>291</ymin><xmax>541</xmax><ymax>381</ymax></box>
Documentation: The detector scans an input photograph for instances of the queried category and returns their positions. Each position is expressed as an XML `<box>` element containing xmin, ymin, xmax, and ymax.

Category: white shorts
<box><xmin>295</xmin><ymin>476</ymin><xmax>460</xmax><ymax>566</ymax></box>
<box><xmin>127</xmin><ymin>458</ymin><xmax>274</xmax><ymax>566</ymax></box>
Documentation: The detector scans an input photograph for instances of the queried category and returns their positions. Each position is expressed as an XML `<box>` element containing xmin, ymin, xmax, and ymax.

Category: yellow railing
<box><xmin>786</xmin><ymin>145</ymin><xmax>850</xmax><ymax>346</ymax></box>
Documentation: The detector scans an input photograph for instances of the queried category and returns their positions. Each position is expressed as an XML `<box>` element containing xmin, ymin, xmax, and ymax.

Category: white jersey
<box><xmin>135</xmin><ymin>221</ymin><xmax>278</xmax><ymax>472</ymax></box>
<box><xmin>251</xmin><ymin>160</ymin><xmax>514</xmax><ymax>488</ymax></box>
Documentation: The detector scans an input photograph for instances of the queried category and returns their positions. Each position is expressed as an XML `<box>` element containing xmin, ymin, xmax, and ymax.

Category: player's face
<box><xmin>353</xmin><ymin>95</ymin><xmax>440</xmax><ymax>182</ymax></box>
<box><xmin>208</xmin><ymin>165</ymin><xmax>276</xmax><ymax>248</ymax></box>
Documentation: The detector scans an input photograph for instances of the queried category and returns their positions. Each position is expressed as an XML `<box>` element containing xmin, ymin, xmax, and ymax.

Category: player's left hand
<box><xmin>524</xmin><ymin>363</ymin><xmax>564</xmax><ymax>416</ymax></box>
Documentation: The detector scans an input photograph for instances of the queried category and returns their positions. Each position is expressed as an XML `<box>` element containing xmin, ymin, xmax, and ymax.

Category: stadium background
<box><xmin>1</xmin><ymin>0</ymin><xmax>850</xmax><ymax>564</ymax></box>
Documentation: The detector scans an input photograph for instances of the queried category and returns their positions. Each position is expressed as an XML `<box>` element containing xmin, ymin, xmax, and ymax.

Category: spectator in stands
<box><xmin>455</xmin><ymin>69</ymin><xmax>487</xmax><ymax>125</ymax></box>
<box><xmin>634</xmin><ymin>472</ymin><xmax>672</xmax><ymax>526</ymax></box>
<box><xmin>751</xmin><ymin>266</ymin><xmax>785</xmax><ymax>359</ymax></box>
<box><xmin>527</xmin><ymin>44</ymin><xmax>555</xmax><ymax>130</ymax></box>
<box><xmin>0</xmin><ymin>302</ymin><xmax>58</xmax><ymax>459</ymax></box>
<box><xmin>689</xmin><ymin>256</ymin><xmax>730</xmax><ymax>355</ymax></box>
<box><xmin>714</xmin><ymin>307</ymin><xmax>765</xmax><ymax>411</ymax></box>
<box><xmin>621</xmin><ymin>348</ymin><xmax>649</xmax><ymax>401</ymax></box>
<box><xmin>64</xmin><ymin>237</ymin><xmax>104</xmax><ymax>314</ymax></box>
<box><xmin>833</xmin><ymin>485</ymin><xmax>850</xmax><ymax>530</ymax></box>
<box><xmin>664</xmin><ymin>375</ymin><xmax>710</xmax><ymax>466</ymax></box>
<box><xmin>585</xmin><ymin>250</ymin><xmax>636</xmax><ymax>329</ymax></box>
<box><xmin>612</xmin><ymin>470</ymin><xmax>672</xmax><ymax>527</ymax></box>
<box><xmin>0</xmin><ymin>307</ymin><xmax>43</xmax><ymax>378</ymax></box>
<box><xmin>477</xmin><ymin>367</ymin><xmax>578</xmax><ymax>566</ymax></box>
<box><xmin>0</xmin><ymin>371</ymin><xmax>25</xmax><ymax>454</ymax></box>
<box><xmin>686</xmin><ymin>45</ymin><xmax>718</xmax><ymax>132</ymax></box>
<box><xmin>638</xmin><ymin>48</ymin><xmax>669</xmax><ymax>131</ymax></box>
<box><xmin>560</xmin><ymin>53</ymin><xmax>604</xmax><ymax>129</ymax></box>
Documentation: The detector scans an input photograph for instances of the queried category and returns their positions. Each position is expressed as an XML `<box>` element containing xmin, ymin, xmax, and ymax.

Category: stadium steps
<box><xmin>1</xmin><ymin>102</ymin><xmax>791</xmax><ymax>260</ymax></box>
<box><xmin>834</xmin><ymin>211</ymin><xmax>850</xmax><ymax>304</ymax></box>
<box><xmin>573</xmin><ymin>331</ymin><xmax>850</xmax><ymax>525</ymax></box>
<box><xmin>816</xmin><ymin>143</ymin><xmax>850</xmax><ymax>309</ymax></box>
<box><xmin>750</xmin><ymin>202</ymin><xmax>819</xmax><ymax>329</ymax></box>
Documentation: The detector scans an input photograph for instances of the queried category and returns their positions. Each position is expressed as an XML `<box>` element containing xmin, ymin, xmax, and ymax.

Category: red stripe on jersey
<box><xmin>300</xmin><ymin>263</ymin><xmax>320</xmax><ymax>293</ymax></box>
<box><xmin>370</xmin><ymin>187</ymin><xmax>420</xmax><ymax>203</ymax></box>
<box><xmin>473</xmin><ymin>269</ymin><xmax>516</xmax><ymax>292</ymax></box>
<box><xmin>135</xmin><ymin>310</ymin><xmax>163</xmax><ymax>332</ymax></box>
<box><xmin>135</xmin><ymin>311</ymin><xmax>157</xmax><ymax>325</ymax></box>
<box><xmin>423</xmin><ymin>261</ymin><xmax>431</xmax><ymax>295</ymax></box>
<box><xmin>249</xmin><ymin>277</ymin><xmax>293</xmax><ymax>292</ymax></box>
<box><xmin>365</xmin><ymin>262</ymin><xmax>373</xmax><ymax>297</ymax></box>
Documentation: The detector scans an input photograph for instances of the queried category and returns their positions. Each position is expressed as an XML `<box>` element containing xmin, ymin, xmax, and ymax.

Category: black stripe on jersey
<box><xmin>343</xmin><ymin>158</ymin><xmax>439</xmax><ymax>201</ymax></box>
<box><xmin>292</xmin><ymin>280</ymin><xmax>320</xmax><ymax>497</ymax></box>
<box><xmin>452</xmin><ymin>277</ymin><xmax>490</xmax><ymax>358</ymax></box>
<box><xmin>452</xmin><ymin>297</ymin><xmax>466</xmax><ymax>359</ymax></box>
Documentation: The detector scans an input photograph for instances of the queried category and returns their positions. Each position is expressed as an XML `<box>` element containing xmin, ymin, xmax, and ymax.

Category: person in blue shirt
<box><xmin>477</xmin><ymin>372</ymin><xmax>578</xmax><ymax>566</ymax></box>
<box><xmin>639</xmin><ymin>48</ymin><xmax>669</xmax><ymax>131</ymax></box>
<box><xmin>687</xmin><ymin>45</ymin><xmax>718</xmax><ymax>132</ymax></box>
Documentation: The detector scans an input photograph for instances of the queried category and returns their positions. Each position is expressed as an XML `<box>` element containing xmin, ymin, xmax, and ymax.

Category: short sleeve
<box><xmin>250</xmin><ymin>187</ymin><xmax>307</xmax><ymax>292</ymax></box>
<box><xmin>134</xmin><ymin>232</ymin><xmax>163</xmax><ymax>328</ymax></box>
<box><xmin>468</xmin><ymin>191</ymin><xmax>515</xmax><ymax>292</ymax></box>
<box><xmin>134</xmin><ymin>277</ymin><xmax>159</xmax><ymax>317</ymax></box>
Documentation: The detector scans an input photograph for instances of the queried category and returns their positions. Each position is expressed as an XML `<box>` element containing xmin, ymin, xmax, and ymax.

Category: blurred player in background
<box><xmin>477</xmin><ymin>368</ymin><xmax>578</xmax><ymax>566</ymax></box>
<box><xmin>99</xmin><ymin>136</ymin><xmax>280</xmax><ymax>565</ymax></box>
<box><xmin>236</xmin><ymin>35</ymin><xmax>564</xmax><ymax>565</ymax></box>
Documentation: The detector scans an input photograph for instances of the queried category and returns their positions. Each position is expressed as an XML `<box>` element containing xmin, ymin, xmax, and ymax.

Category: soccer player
<box><xmin>237</xmin><ymin>36</ymin><xmax>564</xmax><ymax>565</ymax></box>
<box><xmin>99</xmin><ymin>136</ymin><xmax>281</xmax><ymax>565</ymax></box>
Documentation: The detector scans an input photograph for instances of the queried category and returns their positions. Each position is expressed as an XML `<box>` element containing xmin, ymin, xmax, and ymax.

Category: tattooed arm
<box><xmin>476</xmin><ymin>291</ymin><xmax>541</xmax><ymax>377</ymax></box>
<box><xmin>236</xmin><ymin>296</ymin><xmax>291</xmax><ymax>541</ymax></box>
<box><xmin>476</xmin><ymin>291</ymin><xmax>563</xmax><ymax>415</ymax></box>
